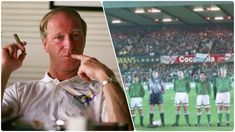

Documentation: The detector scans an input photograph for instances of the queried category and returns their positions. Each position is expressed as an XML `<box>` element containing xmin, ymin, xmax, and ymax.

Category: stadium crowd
<box><xmin>111</xmin><ymin>24</ymin><xmax>233</xmax><ymax>56</ymax></box>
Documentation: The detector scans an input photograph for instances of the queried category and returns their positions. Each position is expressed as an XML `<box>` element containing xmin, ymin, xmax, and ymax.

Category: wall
<box><xmin>1</xmin><ymin>1</ymin><xmax>121</xmax><ymax>87</ymax></box>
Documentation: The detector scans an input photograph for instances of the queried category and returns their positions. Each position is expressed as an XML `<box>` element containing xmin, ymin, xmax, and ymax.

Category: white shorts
<box><xmin>196</xmin><ymin>95</ymin><xmax>210</xmax><ymax>108</ymax></box>
<box><xmin>175</xmin><ymin>92</ymin><xmax>189</xmax><ymax>106</ymax></box>
<box><xmin>130</xmin><ymin>97</ymin><xmax>143</xmax><ymax>110</ymax></box>
<box><xmin>216</xmin><ymin>92</ymin><xmax>230</xmax><ymax>106</ymax></box>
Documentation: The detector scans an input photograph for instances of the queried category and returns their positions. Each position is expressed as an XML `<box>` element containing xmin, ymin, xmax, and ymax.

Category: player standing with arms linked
<box><xmin>148</xmin><ymin>70</ymin><xmax>165</xmax><ymax>127</ymax></box>
<box><xmin>172</xmin><ymin>71</ymin><xmax>191</xmax><ymax>127</ymax></box>
<box><xmin>214</xmin><ymin>67</ymin><xmax>232</xmax><ymax>126</ymax></box>
<box><xmin>195</xmin><ymin>72</ymin><xmax>212</xmax><ymax>126</ymax></box>
<box><xmin>128</xmin><ymin>73</ymin><xmax>145</xmax><ymax>127</ymax></box>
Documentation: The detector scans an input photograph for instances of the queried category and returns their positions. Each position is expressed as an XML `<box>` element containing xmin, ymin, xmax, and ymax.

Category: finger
<box><xmin>16</xmin><ymin>43</ymin><xmax>26</xmax><ymax>52</ymax></box>
<box><xmin>13</xmin><ymin>44</ymin><xmax>18</xmax><ymax>58</ymax></box>
<box><xmin>71</xmin><ymin>54</ymin><xmax>90</xmax><ymax>61</ymax></box>
<box><xmin>18</xmin><ymin>52</ymin><xmax>27</xmax><ymax>62</ymax></box>
<box><xmin>21</xmin><ymin>41</ymin><xmax>27</xmax><ymax>46</ymax></box>
<box><xmin>14</xmin><ymin>34</ymin><xmax>26</xmax><ymax>52</ymax></box>
<box><xmin>7</xmin><ymin>45</ymin><xmax>15</xmax><ymax>58</ymax></box>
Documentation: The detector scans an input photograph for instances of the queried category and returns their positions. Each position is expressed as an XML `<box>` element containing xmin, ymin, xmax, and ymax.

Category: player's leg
<box><xmin>195</xmin><ymin>108</ymin><xmax>202</xmax><ymax>126</ymax></box>
<box><xmin>183</xmin><ymin>105</ymin><xmax>190</xmax><ymax>126</ymax></box>
<box><xmin>138</xmin><ymin>108</ymin><xmax>144</xmax><ymax>127</ymax></box>
<box><xmin>224</xmin><ymin>92</ymin><xmax>230</xmax><ymax>126</ymax></box>
<box><xmin>204</xmin><ymin>95</ymin><xmax>211</xmax><ymax>126</ymax></box>
<box><xmin>172</xmin><ymin>105</ymin><xmax>181</xmax><ymax>127</ymax></box>
<box><xmin>131</xmin><ymin>108</ymin><xmax>136</xmax><ymax>124</ymax></box>
<box><xmin>157</xmin><ymin>93</ymin><xmax>165</xmax><ymax>126</ymax></box>
<box><xmin>216</xmin><ymin>93</ymin><xmax>223</xmax><ymax>126</ymax></box>
<box><xmin>172</xmin><ymin>93</ymin><xmax>181</xmax><ymax>127</ymax></box>
<box><xmin>137</xmin><ymin>97</ymin><xmax>144</xmax><ymax>127</ymax></box>
<box><xmin>205</xmin><ymin>107</ymin><xmax>211</xmax><ymax>126</ymax></box>
<box><xmin>158</xmin><ymin>104</ymin><xmax>165</xmax><ymax>126</ymax></box>
<box><xmin>148</xmin><ymin>104</ymin><xmax>155</xmax><ymax>128</ymax></box>
<box><xmin>148</xmin><ymin>93</ymin><xmax>157</xmax><ymax>127</ymax></box>
<box><xmin>130</xmin><ymin>98</ymin><xmax>136</xmax><ymax>124</ymax></box>
<box><xmin>183</xmin><ymin>93</ymin><xmax>190</xmax><ymax>126</ymax></box>
<box><xmin>195</xmin><ymin>95</ymin><xmax>202</xmax><ymax>126</ymax></box>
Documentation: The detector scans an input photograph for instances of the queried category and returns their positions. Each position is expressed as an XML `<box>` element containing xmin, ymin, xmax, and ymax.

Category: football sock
<box><xmin>184</xmin><ymin>113</ymin><xmax>190</xmax><ymax>125</ymax></box>
<box><xmin>175</xmin><ymin>114</ymin><xmax>180</xmax><ymax>125</ymax></box>
<box><xmin>226</xmin><ymin>113</ymin><xmax>230</xmax><ymax>123</ymax></box>
<box><xmin>160</xmin><ymin>112</ymin><xmax>165</xmax><ymax>126</ymax></box>
<box><xmin>197</xmin><ymin>114</ymin><xmax>201</xmax><ymax>124</ymax></box>
<box><xmin>149</xmin><ymin>113</ymin><xmax>154</xmax><ymax>125</ymax></box>
<box><xmin>206</xmin><ymin>112</ymin><xmax>211</xmax><ymax>124</ymax></box>
<box><xmin>218</xmin><ymin>112</ymin><xmax>222</xmax><ymax>123</ymax></box>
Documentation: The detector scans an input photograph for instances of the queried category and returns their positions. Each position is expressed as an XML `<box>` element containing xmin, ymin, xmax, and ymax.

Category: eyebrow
<box><xmin>72</xmin><ymin>29</ymin><xmax>82</xmax><ymax>32</ymax></box>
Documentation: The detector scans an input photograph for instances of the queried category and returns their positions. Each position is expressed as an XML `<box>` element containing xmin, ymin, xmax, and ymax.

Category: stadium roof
<box><xmin>104</xmin><ymin>1</ymin><xmax>234</xmax><ymax>26</ymax></box>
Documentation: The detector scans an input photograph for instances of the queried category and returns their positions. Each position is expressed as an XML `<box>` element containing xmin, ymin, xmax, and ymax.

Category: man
<box><xmin>2</xmin><ymin>8</ymin><xmax>133</xmax><ymax>130</ymax></box>
<box><xmin>172</xmin><ymin>71</ymin><xmax>191</xmax><ymax>127</ymax></box>
<box><xmin>195</xmin><ymin>72</ymin><xmax>212</xmax><ymax>126</ymax></box>
<box><xmin>128</xmin><ymin>73</ymin><xmax>145</xmax><ymax>127</ymax></box>
<box><xmin>148</xmin><ymin>70</ymin><xmax>165</xmax><ymax>127</ymax></box>
<box><xmin>214</xmin><ymin>67</ymin><xmax>232</xmax><ymax>126</ymax></box>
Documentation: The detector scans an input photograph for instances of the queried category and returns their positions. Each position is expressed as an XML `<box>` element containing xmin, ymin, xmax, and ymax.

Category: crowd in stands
<box><xmin>110</xmin><ymin>24</ymin><xmax>233</xmax><ymax>84</ymax></box>
<box><xmin>111</xmin><ymin>24</ymin><xmax>233</xmax><ymax>56</ymax></box>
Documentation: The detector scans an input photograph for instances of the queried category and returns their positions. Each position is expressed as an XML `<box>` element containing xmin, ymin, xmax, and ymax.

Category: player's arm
<box><xmin>208</xmin><ymin>81</ymin><xmax>212</xmax><ymax>95</ymax></box>
<box><xmin>186</xmin><ymin>80</ymin><xmax>191</xmax><ymax>93</ymax></box>
<box><xmin>195</xmin><ymin>83</ymin><xmax>199</xmax><ymax>94</ymax></box>
<box><xmin>141</xmin><ymin>85</ymin><xmax>145</xmax><ymax>97</ymax></box>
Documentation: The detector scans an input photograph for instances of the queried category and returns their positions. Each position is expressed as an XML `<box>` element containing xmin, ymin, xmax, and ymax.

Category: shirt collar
<box><xmin>41</xmin><ymin>72</ymin><xmax>54</xmax><ymax>83</ymax></box>
<box><xmin>40</xmin><ymin>72</ymin><xmax>83</xmax><ymax>85</ymax></box>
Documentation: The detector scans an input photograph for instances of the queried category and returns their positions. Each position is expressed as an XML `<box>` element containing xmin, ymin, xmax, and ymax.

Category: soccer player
<box><xmin>214</xmin><ymin>67</ymin><xmax>232</xmax><ymax>126</ymax></box>
<box><xmin>172</xmin><ymin>71</ymin><xmax>191</xmax><ymax>127</ymax></box>
<box><xmin>148</xmin><ymin>70</ymin><xmax>165</xmax><ymax>127</ymax></box>
<box><xmin>128</xmin><ymin>73</ymin><xmax>145</xmax><ymax>127</ymax></box>
<box><xmin>195</xmin><ymin>72</ymin><xmax>212</xmax><ymax>126</ymax></box>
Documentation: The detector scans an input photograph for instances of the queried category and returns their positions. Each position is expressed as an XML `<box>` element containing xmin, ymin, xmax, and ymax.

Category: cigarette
<box><xmin>14</xmin><ymin>34</ymin><xmax>22</xmax><ymax>44</ymax></box>
<box><xmin>13</xmin><ymin>34</ymin><xmax>25</xmax><ymax>52</ymax></box>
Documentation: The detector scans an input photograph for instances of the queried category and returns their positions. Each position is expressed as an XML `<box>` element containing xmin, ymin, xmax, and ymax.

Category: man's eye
<box><xmin>55</xmin><ymin>35</ymin><xmax>64</xmax><ymax>40</ymax></box>
<box><xmin>72</xmin><ymin>34</ymin><xmax>80</xmax><ymax>40</ymax></box>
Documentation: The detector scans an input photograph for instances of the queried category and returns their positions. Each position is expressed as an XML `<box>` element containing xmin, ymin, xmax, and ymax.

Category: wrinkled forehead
<box><xmin>48</xmin><ymin>12</ymin><xmax>82</xmax><ymax>27</ymax></box>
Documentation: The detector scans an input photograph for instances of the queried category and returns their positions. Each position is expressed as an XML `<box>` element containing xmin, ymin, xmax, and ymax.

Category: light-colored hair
<box><xmin>39</xmin><ymin>7</ymin><xmax>87</xmax><ymax>38</ymax></box>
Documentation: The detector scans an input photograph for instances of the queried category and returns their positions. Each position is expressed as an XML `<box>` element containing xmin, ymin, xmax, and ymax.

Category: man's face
<box><xmin>43</xmin><ymin>12</ymin><xmax>85</xmax><ymax>72</ymax></box>
<box><xmin>199</xmin><ymin>73</ymin><xmax>206</xmax><ymax>81</ymax></box>
<box><xmin>220</xmin><ymin>68</ymin><xmax>227</xmax><ymax>77</ymax></box>
<box><xmin>134</xmin><ymin>76</ymin><xmax>139</xmax><ymax>82</ymax></box>
<box><xmin>152</xmin><ymin>71</ymin><xmax>159</xmax><ymax>78</ymax></box>
<box><xmin>177</xmin><ymin>71</ymin><xmax>184</xmax><ymax>79</ymax></box>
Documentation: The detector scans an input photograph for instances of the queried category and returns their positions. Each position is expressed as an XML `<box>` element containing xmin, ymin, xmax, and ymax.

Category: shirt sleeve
<box><xmin>2</xmin><ymin>83</ymin><xmax>20</xmax><ymax>116</ymax></box>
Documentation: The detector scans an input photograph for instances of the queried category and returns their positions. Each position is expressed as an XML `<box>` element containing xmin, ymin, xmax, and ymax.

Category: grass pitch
<box><xmin>127</xmin><ymin>88</ymin><xmax>234</xmax><ymax>131</ymax></box>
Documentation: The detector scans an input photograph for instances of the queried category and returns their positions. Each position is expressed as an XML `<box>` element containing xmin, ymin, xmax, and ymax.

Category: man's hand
<box><xmin>2</xmin><ymin>42</ymin><xmax>27</xmax><ymax>74</ymax></box>
<box><xmin>71</xmin><ymin>54</ymin><xmax>134</xmax><ymax>130</ymax></box>
<box><xmin>2</xmin><ymin>42</ymin><xmax>27</xmax><ymax>100</ymax></box>
<box><xmin>71</xmin><ymin>54</ymin><xmax>114</xmax><ymax>83</ymax></box>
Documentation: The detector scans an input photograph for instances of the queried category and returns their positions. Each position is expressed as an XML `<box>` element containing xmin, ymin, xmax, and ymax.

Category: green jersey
<box><xmin>173</xmin><ymin>78</ymin><xmax>191</xmax><ymax>93</ymax></box>
<box><xmin>128</xmin><ymin>82</ymin><xmax>145</xmax><ymax>98</ymax></box>
<box><xmin>214</xmin><ymin>76</ymin><xmax>232</xmax><ymax>93</ymax></box>
<box><xmin>196</xmin><ymin>80</ymin><xmax>211</xmax><ymax>95</ymax></box>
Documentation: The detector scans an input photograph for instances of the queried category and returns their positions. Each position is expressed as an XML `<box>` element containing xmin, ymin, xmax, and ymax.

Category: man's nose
<box><xmin>64</xmin><ymin>37</ymin><xmax>74</xmax><ymax>50</ymax></box>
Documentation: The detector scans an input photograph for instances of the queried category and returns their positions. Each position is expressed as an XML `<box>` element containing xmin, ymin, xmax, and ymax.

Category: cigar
<box><xmin>13</xmin><ymin>34</ymin><xmax>25</xmax><ymax>52</ymax></box>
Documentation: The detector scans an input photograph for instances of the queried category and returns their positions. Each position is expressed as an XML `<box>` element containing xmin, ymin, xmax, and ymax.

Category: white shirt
<box><xmin>2</xmin><ymin>73</ymin><xmax>108</xmax><ymax>130</ymax></box>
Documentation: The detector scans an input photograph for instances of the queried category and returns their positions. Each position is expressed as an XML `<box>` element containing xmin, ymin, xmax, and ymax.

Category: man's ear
<box><xmin>42</xmin><ymin>37</ymin><xmax>48</xmax><ymax>52</ymax></box>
